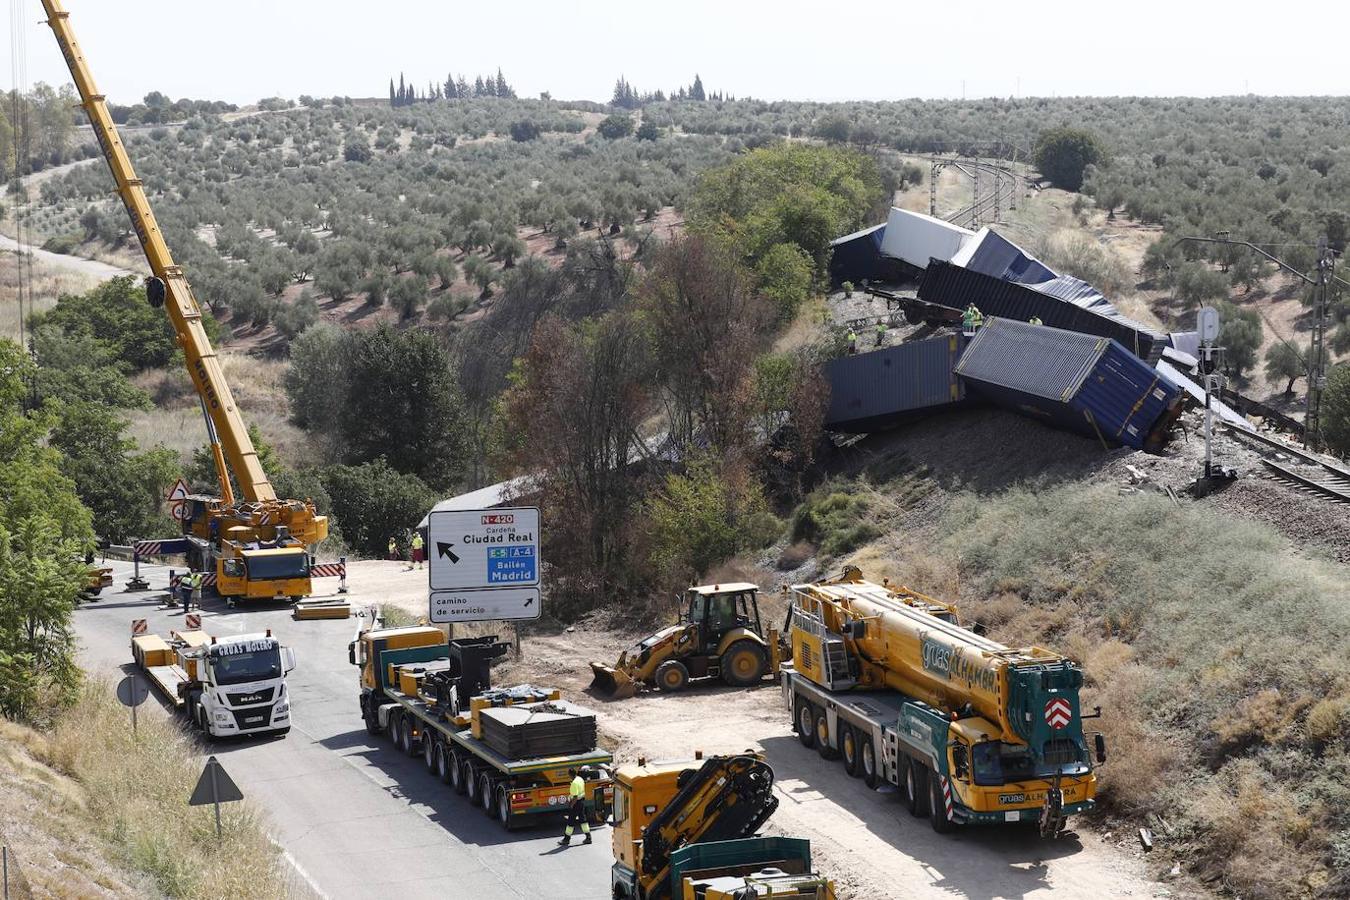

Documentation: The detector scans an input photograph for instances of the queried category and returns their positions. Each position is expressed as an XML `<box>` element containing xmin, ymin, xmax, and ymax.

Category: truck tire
<box><xmin>903</xmin><ymin>758</ymin><xmax>930</xmax><ymax>818</ymax></box>
<box><xmin>423</xmin><ymin>733</ymin><xmax>437</xmax><ymax>772</ymax></box>
<box><xmin>362</xmin><ymin>697</ymin><xmax>381</xmax><ymax>735</ymax></box>
<box><xmin>815</xmin><ymin>710</ymin><xmax>838</xmax><ymax>760</ymax></box>
<box><xmin>398</xmin><ymin>715</ymin><xmax>418</xmax><ymax>757</ymax></box>
<box><xmin>655</xmin><ymin>659</ymin><xmax>690</xmax><ymax>692</ymax></box>
<box><xmin>496</xmin><ymin>786</ymin><xmax>517</xmax><ymax>831</ymax></box>
<box><xmin>435</xmin><ymin>743</ymin><xmax>452</xmax><ymax>784</ymax></box>
<box><xmin>720</xmin><ymin>641</ymin><xmax>768</xmax><ymax>687</ymax></box>
<box><xmin>465</xmin><ymin>762</ymin><xmax>481</xmax><ymax>804</ymax></box>
<box><xmin>928</xmin><ymin>773</ymin><xmax>955</xmax><ymax>834</ymax></box>
<box><xmin>388</xmin><ymin>710</ymin><xmax>402</xmax><ymax>745</ymax></box>
<box><xmin>841</xmin><ymin>725</ymin><xmax>860</xmax><ymax>776</ymax></box>
<box><xmin>451</xmin><ymin>753</ymin><xmax>469</xmax><ymax>795</ymax></box>
<box><xmin>478</xmin><ymin>773</ymin><xmax>495</xmax><ymax>814</ymax></box>
<box><xmin>795</xmin><ymin>700</ymin><xmax>816</xmax><ymax>749</ymax></box>
<box><xmin>860</xmin><ymin>736</ymin><xmax>881</xmax><ymax>789</ymax></box>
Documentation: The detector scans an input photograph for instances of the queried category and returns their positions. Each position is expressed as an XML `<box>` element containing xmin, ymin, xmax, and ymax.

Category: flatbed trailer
<box><xmin>354</xmin><ymin>626</ymin><xmax>613</xmax><ymax>831</ymax></box>
<box><xmin>378</xmin><ymin>688</ymin><xmax>613</xmax><ymax>831</ymax></box>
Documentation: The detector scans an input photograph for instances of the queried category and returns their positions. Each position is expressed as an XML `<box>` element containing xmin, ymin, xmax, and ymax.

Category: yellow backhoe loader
<box><xmin>590</xmin><ymin>583</ymin><xmax>782</xmax><ymax>699</ymax></box>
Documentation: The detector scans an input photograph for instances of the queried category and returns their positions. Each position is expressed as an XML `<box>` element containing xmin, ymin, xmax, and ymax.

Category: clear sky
<box><xmin>8</xmin><ymin>0</ymin><xmax>1350</xmax><ymax>106</ymax></box>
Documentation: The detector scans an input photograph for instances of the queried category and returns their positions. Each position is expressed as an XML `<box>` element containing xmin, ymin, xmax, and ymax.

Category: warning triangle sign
<box><xmin>166</xmin><ymin>478</ymin><xmax>190</xmax><ymax>503</ymax></box>
<box><xmin>188</xmin><ymin>755</ymin><xmax>243</xmax><ymax>807</ymax></box>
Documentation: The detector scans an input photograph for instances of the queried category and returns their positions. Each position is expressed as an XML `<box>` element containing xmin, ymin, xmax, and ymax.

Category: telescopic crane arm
<box><xmin>39</xmin><ymin>0</ymin><xmax>275</xmax><ymax>503</ymax></box>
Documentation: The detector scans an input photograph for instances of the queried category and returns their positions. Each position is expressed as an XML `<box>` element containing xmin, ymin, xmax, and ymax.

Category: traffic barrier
<box><xmin>310</xmin><ymin>557</ymin><xmax>348</xmax><ymax>593</ymax></box>
<box><xmin>131</xmin><ymin>619</ymin><xmax>147</xmax><ymax>636</ymax></box>
<box><xmin>185</xmin><ymin>613</ymin><xmax>202</xmax><ymax>629</ymax></box>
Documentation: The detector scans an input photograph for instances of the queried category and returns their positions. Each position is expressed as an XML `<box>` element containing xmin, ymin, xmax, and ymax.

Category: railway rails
<box><xmin>1228</xmin><ymin>427</ymin><xmax>1350</xmax><ymax>503</ymax></box>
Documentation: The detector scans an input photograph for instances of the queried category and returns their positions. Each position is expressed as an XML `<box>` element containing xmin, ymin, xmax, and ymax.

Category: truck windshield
<box><xmin>245</xmin><ymin>552</ymin><xmax>309</xmax><ymax>581</ymax></box>
<box><xmin>974</xmin><ymin>741</ymin><xmax>1088</xmax><ymax>785</ymax></box>
<box><xmin>213</xmin><ymin>648</ymin><xmax>282</xmax><ymax>684</ymax></box>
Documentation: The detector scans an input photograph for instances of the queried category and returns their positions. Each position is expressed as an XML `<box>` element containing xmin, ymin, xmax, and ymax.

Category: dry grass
<box><xmin>35</xmin><ymin>682</ymin><xmax>287</xmax><ymax>899</ymax></box>
<box><xmin>0</xmin><ymin>253</ymin><xmax>97</xmax><ymax>341</ymax></box>
<box><xmin>1</xmin><ymin>683</ymin><xmax>287</xmax><ymax>899</ymax></box>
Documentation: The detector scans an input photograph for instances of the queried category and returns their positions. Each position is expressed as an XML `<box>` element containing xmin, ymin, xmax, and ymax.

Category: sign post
<box><xmin>189</xmin><ymin>755</ymin><xmax>243</xmax><ymax>840</ymax></box>
<box><xmin>116</xmin><ymin>673</ymin><xmax>149</xmax><ymax>735</ymax></box>
<box><xmin>426</xmin><ymin>507</ymin><xmax>541</xmax><ymax>625</ymax></box>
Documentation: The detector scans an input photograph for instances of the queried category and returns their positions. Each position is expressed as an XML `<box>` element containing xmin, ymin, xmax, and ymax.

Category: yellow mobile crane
<box><xmin>40</xmin><ymin>1</ymin><xmax>327</xmax><ymax>603</ymax></box>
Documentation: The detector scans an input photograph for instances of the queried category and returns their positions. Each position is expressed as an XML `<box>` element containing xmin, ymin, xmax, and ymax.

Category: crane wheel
<box><xmin>861</xmin><ymin>737</ymin><xmax>880</xmax><ymax>789</ymax></box>
<box><xmin>929</xmin><ymin>773</ymin><xmax>956</xmax><ymax>834</ymax></box>
<box><xmin>721</xmin><ymin>642</ymin><xmax>768</xmax><ymax>687</ymax></box>
<box><xmin>655</xmin><ymin>660</ymin><xmax>690</xmax><ymax>692</ymax></box>
<box><xmin>815</xmin><ymin>711</ymin><xmax>839</xmax><ymax>760</ymax></box>
<box><xmin>795</xmin><ymin>700</ymin><xmax>816</xmax><ymax>749</ymax></box>
<box><xmin>903</xmin><ymin>758</ymin><xmax>930</xmax><ymax>818</ymax></box>
<box><xmin>841</xmin><ymin>725</ymin><xmax>861</xmax><ymax>776</ymax></box>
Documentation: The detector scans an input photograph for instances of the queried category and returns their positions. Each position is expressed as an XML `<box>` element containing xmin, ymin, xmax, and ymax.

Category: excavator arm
<box><xmin>39</xmin><ymin>0</ymin><xmax>274</xmax><ymax>503</ymax></box>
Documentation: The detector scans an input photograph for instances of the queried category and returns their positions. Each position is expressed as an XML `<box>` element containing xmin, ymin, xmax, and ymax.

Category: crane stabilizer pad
<box><xmin>479</xmin><ymin>700</ymin><xmax>598</xmax><ymax>758</ymax></box>
<box><xmin>292</xmin><ymin>599</ymin><xmax>351</xmax><ymax>620</ymax></box>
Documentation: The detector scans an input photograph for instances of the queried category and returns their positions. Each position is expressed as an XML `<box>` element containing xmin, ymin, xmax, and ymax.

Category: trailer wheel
<box><xmin>478</xmin><ymin>773</ymin><xmax>495</xmax><ymax>814</ymax></box>
<box><xmin>815</xmin><ymin>710</ymin><xmax>838</xmax><ymax>760</ymax></box>
<box><xmin>928</xmin><ymin>772</ymin><xmax>955</xmax><ymax>834</ymax></box>
<box><xmin>423</xmin><ymin>733</ymin><xmax>437</xmax><ymax>772</ymax></box>
<box><xmin>720</xmin><ymin>641</ymin><xmax>768</xmax><ymax>687</ymax></box>
<box><xmin>398</xmin><ymin>715</ymin><xmax>418</xmax><ymax>756</ymax></box>
<box><xmin>387</xmin><ymin>709</ymin><xmax>402</xmax><ymax>745</ymax></box>
<box><xmin>841</xmin><ymin>725</ymin><xmax>861</xmax><ymax>776</ymax></box>
<box><xmin>654</xmin><ymin>659</ymin><xmax>689</xmax><ymax>692</ymax></box>
<box><xmin>465</xmin><ymin>763</ymin><xmax>481</xmax><ymax>804</ymax></box>
<box><xmin>435</xmin><ymin>743</ymin><xmax>452</xmax><ymax>784</ymax></box>
<box><xmin>903</xmin><ymin>758</ymin><xmax>930</xmax><ymax>818</ymax></box>
<box><xmin>496</xmin><ymin>786</ymin><xmax>517</xmax><ymax>831</ymax></box>
<box><xmin>860</xmin><ymin>736</ymin><xmax>880</xmax><ymax>789</ymax></box>
<box><xmin>451</xmin><ymin>753</ymin><xmax>469</xmax><ymax>795</ymax></box>
<box><xmin>795</xmin><ymin>700</ymin><xmax>816</xmax><ymax>749</ymax></box>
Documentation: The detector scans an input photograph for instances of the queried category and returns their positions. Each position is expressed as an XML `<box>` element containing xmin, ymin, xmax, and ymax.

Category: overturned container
<box><xmin>954</xmin><ymin>318</ymin><xmax>1184</xmax><ymax>451</ymax></box>
<box><xmin>823</xmin><ymin>333</ymin><xmax>968</xmax><ymax>433</ymax></box>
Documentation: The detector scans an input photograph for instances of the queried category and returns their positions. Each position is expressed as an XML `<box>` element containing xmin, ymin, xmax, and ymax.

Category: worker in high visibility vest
<box><xmin>1029</xmin><ymin>315</ymin><xmax>1043</xmax><ymax>326</ymax></box>
<box><xmin>875</xmin><ymin>321</ymin><xmax>887</xmax><ymax>347</ymax></box>
<box><xmin>846</xmin><ymin>329</ymin><xmax>857</xmax><ymax>355</ymax></box>
<box><xmin>962</xmin><ymin>303</ymin><xmax>983</xmax><ymax>335</ymax></box>
<box><xmin>388</xmin><ymin>536</ymin><xmax>398</xmax><ymax>561</ymax></box>
<box><xmin>557</xmin><ymin>768</ymin><xmax>592</xmax><ymax>846</ymax></box>
<box><xmin>410</xmin><ymin>533</ymin><xmax>425</xmax><ymax>571</ymax></box>
<box><xmin>186</xmin><ymin>571</ymin><xmax>202</xmax><ymax>613</ymax></box>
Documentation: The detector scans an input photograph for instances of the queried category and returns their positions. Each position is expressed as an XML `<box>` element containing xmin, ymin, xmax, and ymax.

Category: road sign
<box><xmin>166</xmin><ymin>477</ymin><xmax>189</xmax><ymax>503</ymax></box>
<box><xmin>131</xmin><ymin>618</ymin><xmax>147</xmax><ymax>636</ymax></box>
<box><xmin>170</xmin><ymin>500</ymin><xmax>188</xmax><ymax>522</ymax></box>
<box><xmin>1044</xmin><ymin>697</ymin><xmax>1072</xmax><ymax>730</ymax></box>
<box><xmin>426</xmin><ymin>507</ymin><xmax>540</xmax><ymax>592</ymax></box>
<box><xmin>185</xmin><ymin>613</ymin><xmax>202</xmax><ymax>629</ymax></box>
<box><xmin>116</xmin><ymin>674</ymin><xmax>149</xmax><ymax>708</ymax></box>
<box><xmin>430</xmin><ymin>587</ymin><xmax>541</xmax><ymax>624</ymax></box>
<box><xmin>190</xmin><ymin>755</ymin><xmax>244</xmax><ymax>839</ymax></box>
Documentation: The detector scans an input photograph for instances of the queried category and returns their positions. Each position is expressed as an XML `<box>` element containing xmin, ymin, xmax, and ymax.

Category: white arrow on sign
<box><xmin>426</xmin><ymin>507</ymin><xmax>540</xmax><ymax>592</ymax></box>
<box><xmin>429</xmin><ymin>587</ymin><xmax>541</xmax><ymax>624</ymax></box>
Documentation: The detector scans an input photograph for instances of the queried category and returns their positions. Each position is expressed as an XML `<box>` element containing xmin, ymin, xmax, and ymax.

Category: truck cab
<box><xmin>132</xmin><ymin>628</ymin><xmax>295</xmax><ymax>738</ymax></box>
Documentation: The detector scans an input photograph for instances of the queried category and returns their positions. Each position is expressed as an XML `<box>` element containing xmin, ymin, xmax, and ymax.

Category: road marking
<box><xmin>270</xmin><ymin>838</ymin><xmax>330</xmax><ymax>900</ymax></box>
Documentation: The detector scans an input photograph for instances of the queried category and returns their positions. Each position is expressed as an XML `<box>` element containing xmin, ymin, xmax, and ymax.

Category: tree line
<box><xmin>389</xmin><ymin>69</ymin><xmax>516</xmax><ymax>106</ymax></box>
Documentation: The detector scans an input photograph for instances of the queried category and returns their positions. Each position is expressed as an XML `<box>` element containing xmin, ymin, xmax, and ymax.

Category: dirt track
<box><xmin>363</xmin><ymin>561</ymin><xmax>1199</xmax><ymax>900</ymax></box>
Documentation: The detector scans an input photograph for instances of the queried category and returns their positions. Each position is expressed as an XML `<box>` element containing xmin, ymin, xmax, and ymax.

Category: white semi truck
<box><xmin>132</xmin><ymin>627</ymin><xmax>295</xmax><ymax>738</ymax></box>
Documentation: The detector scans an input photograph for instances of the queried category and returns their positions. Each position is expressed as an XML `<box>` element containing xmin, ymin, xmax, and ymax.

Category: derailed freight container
<box><xmin>919</xmin><ymin>261</ymin><xmax>1164</xmax><ymax>361</ymax></box>
<box><xmin>954</xmin><ymin>319</ymin><xmax>1184</xmax><ymax>451</ymax></box>
<box><xmin>824</xmin><ymin>334</ymin><xmax>967</xmax><ymax>433</ymax></box>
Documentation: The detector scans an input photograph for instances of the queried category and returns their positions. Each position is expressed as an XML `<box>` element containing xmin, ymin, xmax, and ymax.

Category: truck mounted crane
<box><xmin>783</xmin><ymin>567</ymin><xmax>1106</xmax><ymax>837</ymax></box>
<box><xmin>40</xmin><ymin>0</ymin><xmax>327</xmax><ymax>603</ymax></box>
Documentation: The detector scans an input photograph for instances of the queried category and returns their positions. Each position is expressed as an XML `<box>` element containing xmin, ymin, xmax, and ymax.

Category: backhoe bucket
<box><xmin>590</xmin><ymin>661</ymin><xmax>638</xmax><ymax>700</ymax></box>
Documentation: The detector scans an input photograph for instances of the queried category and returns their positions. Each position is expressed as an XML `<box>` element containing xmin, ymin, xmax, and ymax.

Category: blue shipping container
<box><xmin>954</xmin><ymin>319</ymin><xmax>1183</xmax><ymax>451</ymax></box>
<box><xmin>824</xmin><ymin>334</ymin><xmax>967</xmax><ymax>433</ymax></box>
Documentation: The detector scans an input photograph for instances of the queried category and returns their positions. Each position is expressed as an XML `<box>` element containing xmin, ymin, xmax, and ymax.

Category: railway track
<box><xmin>1228</xmin><ymin>428</ymin><xmax>1350</xmax><ymax>503</ymax></box>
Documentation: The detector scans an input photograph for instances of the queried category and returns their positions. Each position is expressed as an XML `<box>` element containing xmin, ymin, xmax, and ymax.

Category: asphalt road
<box><xmin>75</xmin><ymin>559</ymin><xmax>611</xmax><ymax>899</ymax></box>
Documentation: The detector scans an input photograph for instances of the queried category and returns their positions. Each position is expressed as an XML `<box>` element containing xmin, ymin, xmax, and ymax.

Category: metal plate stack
<box><xmin>478</xmin><ymin>700</ymin><xmax>598</xmax><ymax>759</ymax></box>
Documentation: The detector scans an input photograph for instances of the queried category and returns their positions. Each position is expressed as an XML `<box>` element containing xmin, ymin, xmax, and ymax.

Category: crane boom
<box><xmin>39</xmin><ymin>0</ymin><xmax>275</xmax><ymax>503</ymax></box>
